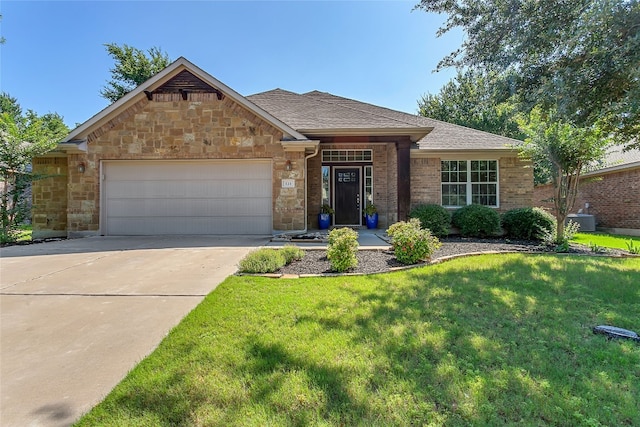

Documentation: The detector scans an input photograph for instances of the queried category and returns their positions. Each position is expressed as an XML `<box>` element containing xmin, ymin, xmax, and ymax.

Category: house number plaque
<box><xmin>282</xmin><ymin>179</ymin><xmax>295</xmax><ymax>188</ymax></box>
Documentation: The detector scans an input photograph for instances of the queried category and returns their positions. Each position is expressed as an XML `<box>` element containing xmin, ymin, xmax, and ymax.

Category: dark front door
<box><xmin>334</xmin><ymin>168</ymin><xmax>361</xmax><ymax>225</ymax></box>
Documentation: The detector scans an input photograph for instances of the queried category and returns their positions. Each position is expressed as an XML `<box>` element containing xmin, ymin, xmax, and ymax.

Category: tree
<box><xmin>418</xmin><ymin>69</ymin><xmax>523</xmax><ymax>140</ymax></box>
<box><xmin>0</xmin><ymin>15</ymin><xmax>6</xmax><ymax>45</ymax></box>
<box><xmin>101</xmin><ymin>43</ymin><xmax>171</xmax><ymax>103</ymax></box>
<box><xmin>415</xmin><ymin>0</ymin><xmax>640</xmax><ymax>149</ymax></box>
<box><xmin>517</xmin><ymin>107</ymin><xmax>609</xmax><ymax>241</ymax></box>
<box><xmin>0</xmin><ymin>94</ymin><xmax>68</xmax><ymax>242</ymax></box>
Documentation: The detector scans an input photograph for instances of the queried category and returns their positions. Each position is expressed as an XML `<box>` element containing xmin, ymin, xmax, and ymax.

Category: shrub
<box><xmin>539</xmin><ymin>219</ymin><xmax>581</xmax><ymax>250</ymax></box>
<box><xmin>451</xmin><ymin>204</ymin><xmax>501</xmax><ymax>237</ymax></box>
<box><xmin>627</xmin><ymin>240</ymin><xmax>640</xmax><ymax>255</ymax></box>
<box><xmin>238</xmin><ymin>248</ymin><xmax>286</xmax><ymax>274</ymax></box>
<box><xmin>501</xmin><ymin>207</ymin><xmax>556</xmax><ymax>240</ymax></box>
<box><xmin>280</xmin><ymin>244</ymin><xmax>305</xmax><ymax>264</ymax></box>
<box><xmin>327</xmin><ymin>227</ymin><xmax>359</xmax><ymax>272</ymax></box>
<box><xmin>387</xmin><ymin>218</ymin><xmax>442</xmax><ymax>265</ymax></box>
<box><xmin>409</xmin><ymin>204</ymin><xmax>451</xmax><ymax>237</ymax></box>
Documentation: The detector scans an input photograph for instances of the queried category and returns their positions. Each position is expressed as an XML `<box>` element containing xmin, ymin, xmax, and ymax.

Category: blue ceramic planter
<box><xmin>318</xmin><ymin>213</ymin><xmax>331</xmax><ymax>230</ymax></box>
<box><xmin>365</xmin><ymin>213</ymin><xmax>378</xmax><ymax>229</ymax></box>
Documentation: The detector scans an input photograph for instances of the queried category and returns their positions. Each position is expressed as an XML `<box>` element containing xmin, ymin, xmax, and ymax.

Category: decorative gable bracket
<box><xmin>144</xmin><ymin>70</ymin><xmax>225</xmax><ymax>101</ymax></box>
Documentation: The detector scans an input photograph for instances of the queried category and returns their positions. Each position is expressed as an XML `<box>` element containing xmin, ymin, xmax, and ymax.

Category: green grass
<box><xmin>75</xmin><ymin>254</ymin><xmax>640</xmax><ymax>426</ymax></box>
<box><xmin>15</xmin><ymin>224</ymin><xmax>32</xmax><ymax>241</ymax></box>
<box><xmin>572</xmin><ymin>232</ymin><xmax>640</xmax><ymax>251</ymax></box>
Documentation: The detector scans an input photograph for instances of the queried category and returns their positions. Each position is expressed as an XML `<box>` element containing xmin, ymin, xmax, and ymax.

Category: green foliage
<box><xmin>451</xmin><ymin>204</ymin><xmax>501</xmax><ymax>237</ymax></box>
<box><xmin>238</xmin><ymin>246</ymin><xmax>306</xmax><ymax>274</ymax></box>
<box><xmin>541</xmin><ymin>220</ymin><xmax>581</xmax><ymax>251</ymax></box>
<box><xmin>418</xmin><ymin>69</ymin><xmax>524</xmax><ymax>140</ymax></box>
<box><xmin>238</xmin><ymin>248</ymin><xmax>286</xmax><ymax>274</ymax></box>
<box><xmin>320</xmin><ymin>204</ymin><xmax>335</xmax><ymax>215</ymax></box>
<box><xmin>327</xmin><ymin>227</ymin><xmax>358</xmax><ymax>272</ymax></box>
<box><xmin>363</xmin><ymin>203</ymin><xmax>377</xmax><ymax>215</ymax></box>
<box><xmin>409</xmin><ymin>203</ymin><xmax>451</xmax><ymax>237</ymax></box>
<box><xmin>501</xmin><ymin>207</ymin><xmax>556</xmax><ymax>241</ymax></box>
<box><xmin>387</xmin><ymin>218</ymin><xmax>442</xmax><ymax>264</ymax></box>
<box><xmin>416</xmin><ymin>0</ymin><xmax>640</xmax><ymax>148</ymax></box>
<box><xmin>518</xmin><ymin>107</ymin><xmax>609</xmax><ymax>238</ymax></box>
<box><xmin>626</xmin><ymin>241</ymin><xmax>640</xmax><ymax>254</ymax></box>
<box><xmin>626</xmin><ymin>240</ymin><xmax>640</xmax><ymax>255</ymax></box>
<box><xmin>101</xmin><ymin>43</ymin><xmax>171</xmax><ymax>103</ymax></box>
<box><xmin>588</xmin><ymin>242</ymin><xmax>606</xmax><ymax>253</ymax></box>
<box><xmin>0</xmin><ymin>93</ymin><xmax>68</xmax><ymax>242</ymax></box>
<box><xmin>280</xmin><ymin>244</ymin><xmax>305</xmax><ymax>264</ymax></box>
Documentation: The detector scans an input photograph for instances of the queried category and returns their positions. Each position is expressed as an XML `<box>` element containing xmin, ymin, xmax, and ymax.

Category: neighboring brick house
<box><xmin>534</xmin><ymin>146</ymin><xmax>640</xmax><ymax>235</ymax></box>
<box><xmin>32</xmin><ymin>57</ymin><xmax>533</xmax><ymax>238</ymax></box>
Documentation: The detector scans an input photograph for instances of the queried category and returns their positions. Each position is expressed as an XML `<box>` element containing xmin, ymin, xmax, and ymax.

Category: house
<box><xmin>534</xmin><ymin>146</ymin><xmax>640</xmax><ymax>235</ymax></box>
<box><xmin>32</xmin><ymin>57</ymin><xmax>533</xmax><ymax>238</ymax></box>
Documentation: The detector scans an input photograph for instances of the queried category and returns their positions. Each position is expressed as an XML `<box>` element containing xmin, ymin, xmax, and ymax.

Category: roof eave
<box><xmin>297</xmin><ymin>127</ymin><xmax>433</xmax><ymax>142</ymax></box>
<box><xmin>411</xmin><ymin>147</ymin><xmax>521</xmax><ymax>158</ymax></box>
<box><xmin>582</xmin><ymin>161</ymin><xmax>640</xmax><ymax>177</ymax></box>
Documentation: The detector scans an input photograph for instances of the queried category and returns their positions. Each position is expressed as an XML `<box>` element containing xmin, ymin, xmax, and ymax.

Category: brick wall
<box><xmin>410</xmin><ymin>155</ymin><xmax>534</xmax><ymax>213</ymax></box>
<box><xmin>498</xmin><ymin>156</ymin><xmax>534</xmax><ymax>211</ymax></box>
<box><xmin>32</xmin><ymin>157</ymin><xmax>68</xmax><ymax>238</ymax></box>
<box><xmin>534</xmin><ymin>167</ymin><xmax>640</xmax><ymax>230</ymax></box>
<box><xmin>36</xmin><ymin>92</ymin><xmax>305</xmax><ymax>236</ymax></box>
<box><xmin>410</xmin><ymin>157</ymin><xmax>441</xmax><ymax>207</ymax></box>
<box><xmin>306</xmin><ymin>143</ymin><xmax>396</xmax><ymax>229</ymax></box>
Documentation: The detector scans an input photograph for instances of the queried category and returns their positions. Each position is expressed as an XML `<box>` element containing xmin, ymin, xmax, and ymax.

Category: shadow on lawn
<box><xmin>291</xmin><ymin>255</ymin><xmax>640</xmax><ymax>424</ymax></box>
<box><xmin>89</xmin><ymin>255</ymin><xmax>638</xmax><ymax>426</ymax></box>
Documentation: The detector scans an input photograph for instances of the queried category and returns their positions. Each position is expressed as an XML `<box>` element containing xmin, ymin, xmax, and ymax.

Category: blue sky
<box><xmin>0</xmin><ymin>1</ymin><xmax>462</xmax><ymax>128</ymax></box>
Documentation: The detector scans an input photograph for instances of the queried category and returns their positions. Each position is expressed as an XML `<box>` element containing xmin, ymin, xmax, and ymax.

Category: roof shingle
<box><xmin>248</xmin><ymin>89</ymin><xmax>522</xmax><ymax>151</ymax></box>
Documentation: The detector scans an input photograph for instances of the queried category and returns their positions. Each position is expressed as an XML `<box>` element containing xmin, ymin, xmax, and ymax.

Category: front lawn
<box><xmin>76</xmin><ymin>254</ymin><xmax>640</xmax><ymax>426</ymax></box>
<box><xmin>572</xmin><ymin>232</ymin><xmax>640</xmax><ymax>251</ymax></box>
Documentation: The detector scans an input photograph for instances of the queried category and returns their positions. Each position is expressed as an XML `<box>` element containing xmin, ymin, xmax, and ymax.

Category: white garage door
<box><xmin>103</xmin><ymin>160</ymin><xmax>272</xmax><ymax>235</ymax></box>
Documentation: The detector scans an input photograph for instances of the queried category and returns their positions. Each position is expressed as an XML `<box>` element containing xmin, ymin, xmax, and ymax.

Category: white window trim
<box><xmin>322</xmin><ymin>149</ymin><xmax>373</xmax><ymax>163</ymax></box>
<box><xmin>441</xmin><ymin>160</ymin><xmax>499</xmax><ymax>208</ymax></box>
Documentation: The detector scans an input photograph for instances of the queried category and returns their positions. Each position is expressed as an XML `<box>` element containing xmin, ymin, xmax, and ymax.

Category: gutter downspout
<box><xmin>303</xmin><ymin>144</ymin><xmax>320</xmax><ymax>232</ymax></box>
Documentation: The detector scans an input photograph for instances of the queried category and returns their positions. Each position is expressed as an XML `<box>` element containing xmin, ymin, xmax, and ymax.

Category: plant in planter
<box><xmin>318</xmin><ymin>204</ymin><xmax>334</xmax><ymax>230</ymax></box>
<box><xmin>364</xmin><ymin>204</ymin><xmax>378</xmax><ymax>229</ymax></box>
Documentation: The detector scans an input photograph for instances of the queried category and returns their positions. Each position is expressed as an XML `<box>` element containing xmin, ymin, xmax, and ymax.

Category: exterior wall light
<box><xmin>78</xmin><ymin>163</ymin><xmax>86</xmax><ymax>174</ymax></box>
<box><xmin>285</xmin><ymin>160</ymin><xmax>292</xmax><ymax>171</ymax></box>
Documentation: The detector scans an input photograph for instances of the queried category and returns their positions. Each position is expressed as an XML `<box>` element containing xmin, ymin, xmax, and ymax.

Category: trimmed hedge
<box><xmin>238</xmin><ymin>248</ymin><xmax>287</xmax><ymax>274</ymax></box>
<box><xmin>501</xmin><ymin>207</ymin><xmax>556</xmax><ymax>241</ymax></box>
<box><xmin>238</xmin><ymin>245</ymin><xmax>305</xmax><ymax>273</ymax></box>
<box><xmin>452</xmin><ymin>204</ymin><xmax>501</xmax><ymax>237</ymax></box>
<box><xmin>409</xmin><ymin>204</ymin><xmax>451</xmax><ymax>237</ymax></box>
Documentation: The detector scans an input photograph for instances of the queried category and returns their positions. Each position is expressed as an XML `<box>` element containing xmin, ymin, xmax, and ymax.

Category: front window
<box><xmin>441</xmin><ymin>160</ymin><xmax>498</xmax><ymax>207</ymax></box>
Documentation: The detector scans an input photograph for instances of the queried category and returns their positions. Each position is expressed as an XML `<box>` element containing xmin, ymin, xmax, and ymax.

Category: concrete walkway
<box><xmin>0</xmin><ymin>235</ymin><xmax>267</xmax><ymax>427</ymax></box>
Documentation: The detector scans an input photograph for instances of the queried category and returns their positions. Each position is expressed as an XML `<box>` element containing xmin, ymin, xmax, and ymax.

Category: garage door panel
<box><xmin>107</xmin><ymin>216</ymin><xmax>271</xmax><ymax>235</ymax></box>
<box><xmin>107</xmin><ymin>197</ymin><xmax>272</xmax><ymax>217</ymax></box>
<box><xmin>103</xmin><ymin>161</ymin><xmax>272</xmax><ymax>235</ymax></box>
<box><xmin>107</xmin><ymin>180</ymin><xmax>272</xmax><ymax>199</ymax></box>
<box><xmin>106</xmin><ymin>161</ymin><xmax>271</xmax><ymax>181</ymax></box>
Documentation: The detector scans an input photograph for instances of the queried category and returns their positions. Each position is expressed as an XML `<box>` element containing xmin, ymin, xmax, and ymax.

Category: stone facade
<box><xmin>33</xmin><ymin>92</ymin><xmax>306</xmax><ymax>237</ymax></box>
<box><xmin>32</xmin><ymin>157</ymin><xmax>68</xmax><ymax>238</ymax></box>
<box><xmin>410</xmin><ymin>155</ymin><xmax>534</xmax><ymax>212</ymax></box>
<box><xmin>534</xmin><ymin>167</ymin><xmax>640</xmax><ymax>230</ymax></box>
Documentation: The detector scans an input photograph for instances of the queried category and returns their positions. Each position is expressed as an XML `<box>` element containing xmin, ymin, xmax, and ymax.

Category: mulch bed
<box><xmin>277</xmin><ymin>237</ymin><xmax>631</xmax><ymax>275</ymax></box>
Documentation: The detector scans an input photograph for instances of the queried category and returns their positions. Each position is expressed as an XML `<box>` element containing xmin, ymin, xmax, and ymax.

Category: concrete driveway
<box><xmin>0</xmin><ymin>235</ymin><xmax>267</xmax><ymax>427</ymax></box>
